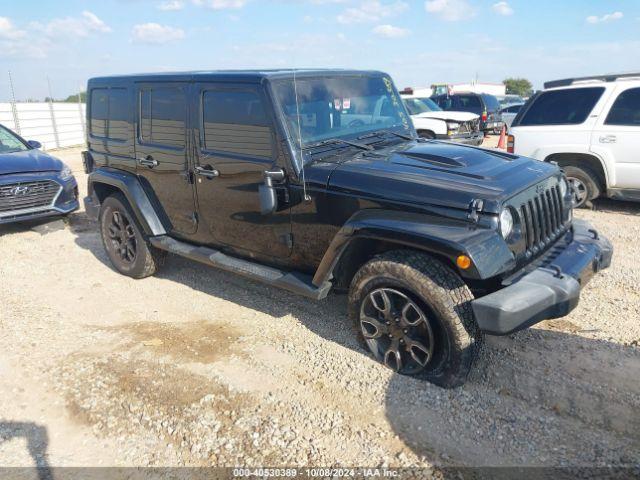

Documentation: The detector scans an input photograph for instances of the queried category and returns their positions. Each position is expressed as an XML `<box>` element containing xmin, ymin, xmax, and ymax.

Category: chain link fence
<box><xmin>1</xmin><ymin>72</ymin><xmax>86</xmax><ymax>151</ymax></box>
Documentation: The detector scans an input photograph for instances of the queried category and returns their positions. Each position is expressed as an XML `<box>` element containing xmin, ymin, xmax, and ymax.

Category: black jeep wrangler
<box><xmin>83</xmin><ymin>70</ymin><xmax>612</xmax><ymax>388</ymax></box>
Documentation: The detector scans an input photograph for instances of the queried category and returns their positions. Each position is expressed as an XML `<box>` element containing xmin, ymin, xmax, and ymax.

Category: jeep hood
<box><xmin>0</xmin><ymin>149</ymin><xmax>63</xmax><ymax>176</ymax></box>
<box><xmin>326</xmin><ymin>141</ymin><xmax>559</xmax><ymax>213</ymax></box>
<box><xmin>413</xmin><ymin>111</ymin><xmax>479</xmax><ymax>122</ymax></box>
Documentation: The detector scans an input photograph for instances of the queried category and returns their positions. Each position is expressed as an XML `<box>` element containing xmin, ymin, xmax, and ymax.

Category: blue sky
<box><xmin>0</xmin><ymin>0</ymin><xmax>638</xmax><ymax>100</ymax></box>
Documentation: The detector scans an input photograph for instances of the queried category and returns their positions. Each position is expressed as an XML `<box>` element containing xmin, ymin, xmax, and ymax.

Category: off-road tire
<box><xmin>348</xmin><ymin>250</ymin><xmax>480</xmax><ymax>389</ymax></box>
<box><xmin>562</xmin><ymin>165</ymin><xmax>601</xmax><ymax>209</ymax></box>
<box><xmin>99</xmin><ymin>193</ymin><xmax>164</xmax><ymax>279</ymax></box>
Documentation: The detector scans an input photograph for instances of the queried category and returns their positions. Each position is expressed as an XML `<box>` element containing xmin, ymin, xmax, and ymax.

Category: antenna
<box><xmin>293</xmin><ymin>69</ymin><xmax>311</xmax><ymax>202</ymax></box>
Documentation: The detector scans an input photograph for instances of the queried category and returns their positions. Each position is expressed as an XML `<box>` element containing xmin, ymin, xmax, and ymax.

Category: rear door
<box><xmin>591</xmin><ymin>86</ymin><xmax>640</xmax><ymax>189</ymax></box>
<box><xmin>192</xmin><ymin>82</ymin><xmax>291</xmax><ymax>258</ymax></box>
<box><xmin>135</xmin><ymin>83</ymin><xmax>197</xmax><ymax>235</ymax></box>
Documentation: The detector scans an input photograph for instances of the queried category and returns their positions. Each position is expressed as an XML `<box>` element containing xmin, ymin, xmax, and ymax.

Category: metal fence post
<box><xmin>8</xmin><ymin>71</ymin><xmax>21</xmax><ymax>135</ymax></box>
<box><xmin>47</xmin><ymin>76</ymin><xmax>60</xmax><ymax>149</ymax></box>
<box><xmin>77</xmin><ymin>85</ymin><xmax>86</xmax><ymax>139</ymax></box>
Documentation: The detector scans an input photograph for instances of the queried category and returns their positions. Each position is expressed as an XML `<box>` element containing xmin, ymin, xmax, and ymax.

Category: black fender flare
<box><xmin>87</xmin><ymin>168</ymin><xmax>166</xmax><ymax>236</ymax></box>
<box><xmin>312</xmin><ymin>209</ymin><xmax>515</xmax><ymax>286</ymax></box>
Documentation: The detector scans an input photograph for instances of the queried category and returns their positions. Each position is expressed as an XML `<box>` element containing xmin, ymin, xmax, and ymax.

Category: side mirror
<box><xmin>259</xmin><ymin>167</ymin><xmax>285</xmax><ymax>216</ymax></box>
<box><xmin>28</xmin><ymin>140</ymin><xmax>42</xmax><ymax>149</ymax></box>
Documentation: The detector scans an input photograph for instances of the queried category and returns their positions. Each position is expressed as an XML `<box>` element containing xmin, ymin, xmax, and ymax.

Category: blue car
<box><xmin>0</xmin><ymin>124</ymin><xmax>79</xmax><ymax>225</ymax></box>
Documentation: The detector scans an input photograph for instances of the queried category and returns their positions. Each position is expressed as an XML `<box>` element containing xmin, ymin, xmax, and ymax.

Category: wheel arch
<box><xmin>416</xmin><ymin>129</ymin><xmax>437</xmax><ymax>139</ymax></box>
<box><xmin>544</xmin><ymin>152</ymin><xmax>608</xmax><ymax>191</ymax></box>
<box><xmin>88</xmin><ymin>168</ymin><xmax>167</xmax><ymax>236</ymax></box>
<box><xmin>312</xmin><ymin>209</ymin><xmax>515</xmax><ymax>289</ymax></box>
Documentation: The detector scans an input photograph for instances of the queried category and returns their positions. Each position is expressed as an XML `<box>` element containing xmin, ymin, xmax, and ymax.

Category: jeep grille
<box><xmin>518</xmin><ymin>183</ymin><xmax>565</xmax><ymax>255</ymax></box>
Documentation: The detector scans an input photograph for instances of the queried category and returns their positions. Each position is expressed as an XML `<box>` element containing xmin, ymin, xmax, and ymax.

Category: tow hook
<box><xmin>548</xmin><ymin>264</ymin><xmax>564</xmax><ymax>279</ymax></box>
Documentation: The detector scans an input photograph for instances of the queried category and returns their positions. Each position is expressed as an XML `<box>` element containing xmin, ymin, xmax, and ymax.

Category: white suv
<box><xmin>400</xmin><ymin>92</ymin><xmax>484</xmax><ymax>146</ymax></box>
<box><xmin>508</xmin><ymin>73</ymin><xmax>640</xmax><ymax>207</ymax></box>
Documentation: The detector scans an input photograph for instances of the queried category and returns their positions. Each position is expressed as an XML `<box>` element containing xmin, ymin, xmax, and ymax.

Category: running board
<box><xmin>149</xmin><ymin>236</ymin><xmax>332</xmax><ymax>300</ymax></box>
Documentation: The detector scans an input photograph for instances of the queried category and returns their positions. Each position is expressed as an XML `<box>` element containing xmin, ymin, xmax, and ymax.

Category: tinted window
<box><xmin>481</xmin><ymin>94</ymin><xmax>500</xmax><ymax>111</ymax></box>
<box><xmin>90</xmin><ymin>89</ymin><xmax>108</xmax><ymax>138</ymax></box>
<box><xmin>108</xmin><ymin>89</ymin><xmax>128</xmax><ymax>141</ymax></box>
<box><xmin>90</xmin><ymin>88</ymin><xmax>129</xmax><ymax>140</ymax></box>
<box><xmin>456</xmin><ymin>95</ymin><xmax>482</xmax><ymax>113</ymax></box>
<box><xmin>433</xmin><ymin>96</ymin><xmax>454</xmax><ymax>110</ymax></box>
<box><xmin>504</xmin><ymin>104</ymin><xmax>522</xmax><ymax>114</ymax></box>
<box><xmin>519</xmin><ymin>87</ymin><xmax>604</xmax><ymax>126</ymax></box>
<box><xmin>605</xmin><ymin>88</ymin><xmax>640</xmax><ymax>126</ymax></box>
<box><xmin>140</xmin><ymin>87</ymin><xmax>186</xmax><ymax>148</ymax></box>
<box><xmin>202</xmin><ymin>90</ymin><xmax>272</xmax><ymax>158</ymax></box>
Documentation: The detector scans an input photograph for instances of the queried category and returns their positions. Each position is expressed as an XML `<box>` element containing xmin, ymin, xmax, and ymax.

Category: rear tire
<box><xmin>562</xmin><ymin>165</ymin><xmax>601</xmax><ymax>208</ymax></box>
<box><xmin>348</xmin><ymin>251</ymin><xmax>480</xmax><ymax>389</ymax></box>
<box><xmin>99</xmin><ymin>193</ymin><xmax>164</xmax><ymax>279</ymax></box>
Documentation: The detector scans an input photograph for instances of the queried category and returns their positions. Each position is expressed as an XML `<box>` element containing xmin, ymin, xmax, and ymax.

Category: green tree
<box><xmin>503</xmin><ymin>78</ymin><xmax>533</xmax><ymax>97</ymax></box>
<box><xmin>62</xmin><ymin>92</ymin><xmax>86</xmax><ymax>103</ymax></box>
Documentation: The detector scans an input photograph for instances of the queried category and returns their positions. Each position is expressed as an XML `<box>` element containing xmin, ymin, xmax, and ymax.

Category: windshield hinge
<box><xmin>468</xmin><ymin>199</ymin><xmax>484</xmax><ymax>222</ymax></box>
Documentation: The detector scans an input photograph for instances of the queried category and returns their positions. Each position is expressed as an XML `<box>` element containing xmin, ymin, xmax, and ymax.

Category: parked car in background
<box><xmin>431</xmin><ymin>92</ymin><xmax>503</xmax><ymax>134</ymax></box>
<box><xmin>509</xmin><ymin>73</ymin><xmax>640</xmax><ymax>207</ymax></box>
<box><xmin>400</xmin><ymin>90</ymin><xmax>483</xmax><ymax>145</ymax></box>
<box><xmin>497</xmin><ymin>94</ymin><xmax>525</xmax><ymax>108</ymax></box>
<box><xmin>500</xmin><ymin>103</ymin><xmax>524</xmax><ymax>130</ymax></box>
<box><xmin>0</xmin><ymin>124</ymin><xmax>78</xmax><ymax>225</ymax></box>
<box><xmin>82</xmin><ymin>69</ymin><xmax>612</xmax><ymax>388</ymax></box>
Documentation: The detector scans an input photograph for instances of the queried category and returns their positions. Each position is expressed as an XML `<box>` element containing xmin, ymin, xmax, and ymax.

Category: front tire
<box><xmin>348</xmin><ymin>251</ymin><xmax>480</xmax><ymax>389</ymax></box>
<box><xmin>99</xmin><ymin>193</ymin><xmax>164</xmax><ymax>279</ymax></box>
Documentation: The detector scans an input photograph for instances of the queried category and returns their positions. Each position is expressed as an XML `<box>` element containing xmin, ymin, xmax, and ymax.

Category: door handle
<box><xmin>138</xmin><ymin>156</ymin><xmax>159</xmax><ymax>168</ymax></box>
<box><xmin>599</xmin><ymin>135</ymin><xmax>617</xmax><ymax>144</ymax></box>
<box><xmin>195</xmin><ymin>165</ymin><xmax>220</xmax><ymax>179</ymax></box>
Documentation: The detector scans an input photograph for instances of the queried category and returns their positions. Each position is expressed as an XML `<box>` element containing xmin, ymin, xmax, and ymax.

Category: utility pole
<box><xmin>8</xmin><ymin>71</ymin><xmax>21</xmax><ymax>135</ymax></box>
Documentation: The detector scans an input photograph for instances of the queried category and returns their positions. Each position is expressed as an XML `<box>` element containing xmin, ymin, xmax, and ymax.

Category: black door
<box><xmin>192</xmin><ymin>82</ymin><xmax>291</xmax><ymax>258</ymax></box>
<box><xmin>135</xmin><ymin>83</ymin><xmax>197</xmax><ymax>235</ymax></box>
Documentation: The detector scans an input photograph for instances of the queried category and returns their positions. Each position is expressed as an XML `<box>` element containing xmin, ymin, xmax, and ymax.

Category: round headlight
<box><xmin>559</xmin><ymin>177</ymin><xmax>568</xmax><ymax>197</ymax></box>
<box><xmin>500</xmin><ymin>208</ymin><xmax>514</xmax><ymax>239</ymax></box>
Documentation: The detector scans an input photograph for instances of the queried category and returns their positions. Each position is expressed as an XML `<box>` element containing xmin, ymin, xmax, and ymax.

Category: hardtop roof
<box><xmin>88</xmin><ymin>69</ymin><xmax>388</xmax><ymax>86</ymax></box>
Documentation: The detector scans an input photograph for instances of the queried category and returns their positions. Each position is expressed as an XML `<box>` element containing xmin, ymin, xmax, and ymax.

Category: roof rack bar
<box><xmin>544</xmin><ymin>72</ymin><xmax>640</xmax><ymax>89</ymax></box>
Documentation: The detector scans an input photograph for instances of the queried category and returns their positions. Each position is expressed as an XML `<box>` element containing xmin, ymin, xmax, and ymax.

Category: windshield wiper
<box><xmin>358</xmin><ymin>130</ymin><xmax>415</xmax><ymax>141</ymax></box>
<box><xmin>305</xmin><ymin>138</ymin><xmax>373</xmax><ymax>151</ymax></box>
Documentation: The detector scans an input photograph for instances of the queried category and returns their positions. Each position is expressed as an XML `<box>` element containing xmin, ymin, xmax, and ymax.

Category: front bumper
<box><xmin>436</xmin><ymin>132</ymin><xmax>484</xmax><ymax>146</ymax></box>
<box><xmin>0</xmin><ymin>173</ymin><xmax>79</xmax><ymax>225</ymax></box>
<box><xmin>471</xmin><ymin>219</ymin><xmax>613</xmax><ymax>335</ymax></box>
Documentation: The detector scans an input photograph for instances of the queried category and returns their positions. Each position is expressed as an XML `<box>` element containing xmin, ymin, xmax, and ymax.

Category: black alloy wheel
<box><xmin>106</xmin><ymin>210</ymin><xmax>137</xmax><ymax>265</ymax></box>
<box><xmin>360</xmin><ymin>287</ymin><xmax>435</xmax><ymax>375</ymax></box>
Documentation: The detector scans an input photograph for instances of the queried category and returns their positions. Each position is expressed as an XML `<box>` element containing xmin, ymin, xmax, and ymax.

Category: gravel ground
<box><xmin>0</xmin><ymin>143</ymin><xmax>638</xmax><ymax>470</ymax></box>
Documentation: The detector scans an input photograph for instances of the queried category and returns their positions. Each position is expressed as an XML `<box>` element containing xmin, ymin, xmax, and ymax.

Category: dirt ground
<box><xmin>0</xmin><ymin>141</ymin><xmax>638</xmax><ymax>470</ymax></box>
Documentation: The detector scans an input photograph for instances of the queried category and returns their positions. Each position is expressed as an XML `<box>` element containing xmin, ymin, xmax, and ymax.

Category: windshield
<box><xmin>403</xmin><ymin>97</ymin><xmax>442</xmax><ymax>115</ymax></box>
<box><xmin>272</xmin><ymin>75</ymin><xmax>412</xmax><ymax>152</ymax></box>
<box><xmin>0</xmin><ymin>126</ymin><xmax>29</xmax><ymax>154</ymax></box>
